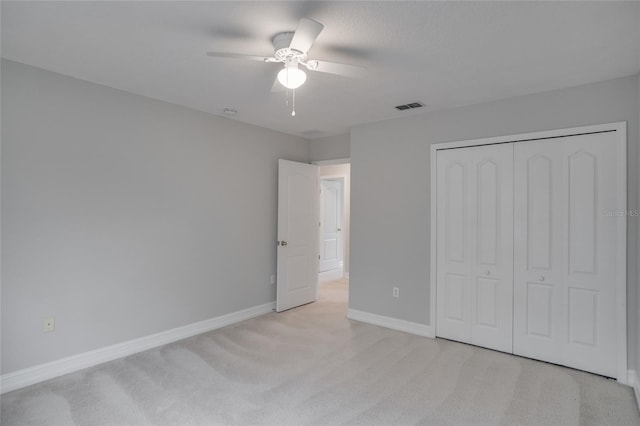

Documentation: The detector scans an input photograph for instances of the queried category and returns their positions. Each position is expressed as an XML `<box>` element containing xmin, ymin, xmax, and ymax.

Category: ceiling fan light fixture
<box><xmin>277</xmin><ymin>63</ymin><xmax>307</xmax><ymax>89</ymax></box>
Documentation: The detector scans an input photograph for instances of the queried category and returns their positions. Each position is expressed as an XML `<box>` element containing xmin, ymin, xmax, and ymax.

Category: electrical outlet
<box><xmin>393</xmin><ymin>287</ymin><xmax>399</xmax><ymax>298</ymax></box>
<box><xmin>43</xmin><ymin>317</ymin><xmax>55</xmax><ymax>333</ymax></box>
<box><xmin>270</xmin><ymin>274</ymin><xmax>276</xmax><ymax>285</ymax></box>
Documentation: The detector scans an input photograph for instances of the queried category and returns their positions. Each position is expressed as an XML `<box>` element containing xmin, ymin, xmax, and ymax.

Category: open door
<box><xmin>276</xmin><ymin>159</ymin><xmax>319</xmax><ymax>312</ymax></box>
<box><xmin>319</xmin><ymin>179</ymin><xmax>343</xmax><ymax>272</ymax></box>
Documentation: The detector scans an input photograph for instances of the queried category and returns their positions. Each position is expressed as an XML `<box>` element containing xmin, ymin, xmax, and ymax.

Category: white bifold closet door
<box><xmin>436</xmin><ymin>144</ymin><xmax>514</xmax><ymax>353</ymax></box>
<box><xmin>513</xmin><ymin>132</ymin><xmax>619</xmax><ymax>378</ymax></box>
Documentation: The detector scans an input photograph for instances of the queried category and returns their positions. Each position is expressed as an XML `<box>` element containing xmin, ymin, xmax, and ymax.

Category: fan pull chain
<box><xmin>283</xmin><ymin>89</ymin><xmax>295</xmax><ymax>116</ymax></box>
<box><xmin>286</xmin><ymin>68</ymin><xmax>296</xmax><ymax>116</ymax></box>
<box><xmin>282</xmin><ymin>73</ymin><xmax>296</xmax><ymax>117</ymax></box>
<box><xmin>291</xmin><ymin>88</ymin><xmax>296</xmax><ymax>117</ymax></box>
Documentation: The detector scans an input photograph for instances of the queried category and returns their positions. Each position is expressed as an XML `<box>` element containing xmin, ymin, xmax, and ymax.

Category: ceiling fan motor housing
<box><xmin>272</xmin><ymin>32</ymin><xmax>303</xmax><ymax>61</ymax></box>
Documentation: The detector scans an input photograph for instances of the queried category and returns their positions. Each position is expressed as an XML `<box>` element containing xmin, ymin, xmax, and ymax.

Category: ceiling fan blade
<box><xmin>206</xmin><ymin>52</ymin><xmax>277</xmax><ymax>63</ymax></box>
<box><xmin>309</xmin><ymin>60</ymin><xmax>364</xmax><ymax>78</ymax></box>
<box><xmin>289</xmin><ymin>18</ymin><xmax>324</xmax><ymax>54</ymax></box>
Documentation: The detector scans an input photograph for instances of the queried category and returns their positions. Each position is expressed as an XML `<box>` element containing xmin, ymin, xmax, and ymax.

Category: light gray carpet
<box><xmin>2</xmin><ymin>278</ymin><xmax>639</xmax><ymax>425</ymax></box>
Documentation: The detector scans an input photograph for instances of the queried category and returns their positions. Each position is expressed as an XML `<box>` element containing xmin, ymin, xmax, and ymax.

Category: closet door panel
<box><xmin>436</xmin><ymin>144</ymin><xmax>513</xmax><ymax>353</ymax></box>
<box><xmin>469</xmin><ymin>145</ymin><xmax>513</xmax><ymax>353</ymax></box>
<box><xmin>513</xmin><ymin>141</ymin><xmax>563</xmax><ymax>363</ymax></box>
<box><xmin>436</xmin><ymin>151</ymin><xmax>472</xmax><ymax>343</ymax></box>
<box><xmin>562</xmin><ymin>132</ymin><xmax>618</xmax><ymax>378</ymax></box>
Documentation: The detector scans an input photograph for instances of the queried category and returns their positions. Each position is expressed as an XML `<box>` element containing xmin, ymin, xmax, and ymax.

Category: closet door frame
<box><xmin>429</xmin><ymin>121</ymin><xmax>627</xmax><ymax>383</ymax></box>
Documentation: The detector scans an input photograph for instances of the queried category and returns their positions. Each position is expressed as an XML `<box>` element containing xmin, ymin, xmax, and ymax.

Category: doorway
<box><xmin>316</xmin><ymin>161</ymin><xmax>350</xmax><ymax>285</ymax></box>
<box><xmin>320</xmin><ymin>178</ymin><xmax>344</xmax><ymax>272</ymax></box>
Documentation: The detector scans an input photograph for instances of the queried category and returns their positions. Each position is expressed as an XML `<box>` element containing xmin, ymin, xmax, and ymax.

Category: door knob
<box><xmin>485</xmin><ymin>270</ymin><xmax>491</xmax><ymax>276</ymax></box>
<box><xmin>337</xmin><ymin>228</ymin><xmax>342</xmax><ymax>231</ymax></box>
<box><xmin>539</xmin><ymin>275</ymin><xmax>545</xmax><ymax>282</ymax></box>
<box><xmin>278</xmin><ymin>241</ymin><xmax>288</xmax><ymax>246</ymax></box>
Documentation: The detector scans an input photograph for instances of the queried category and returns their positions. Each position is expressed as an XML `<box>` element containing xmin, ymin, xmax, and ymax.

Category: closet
<box><xmin>434</xmin><ymin>126</ymin><xmax>625</xmax><ymax>379</ymax></box>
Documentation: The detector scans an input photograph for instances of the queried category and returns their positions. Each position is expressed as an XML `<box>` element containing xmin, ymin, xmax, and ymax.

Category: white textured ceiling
<box><xmin>2</xmin><ymin>1</ymin><xmax>639</xmax><ymax>139</ymax></box>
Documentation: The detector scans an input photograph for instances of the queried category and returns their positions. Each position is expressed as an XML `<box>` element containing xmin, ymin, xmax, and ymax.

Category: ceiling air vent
<box><xmin>395</xmin><ymin>101</ymin><xmax>424</xmax><ymax>111</ymax></box>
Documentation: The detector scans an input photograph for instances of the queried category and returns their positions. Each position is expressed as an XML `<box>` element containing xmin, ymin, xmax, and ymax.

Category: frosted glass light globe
<box><xmin>277</xmin><ymin>65</ymin><xmax>307</xmax><ymax>89</ymax></box>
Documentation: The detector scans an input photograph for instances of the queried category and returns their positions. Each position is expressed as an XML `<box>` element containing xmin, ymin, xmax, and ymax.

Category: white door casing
<box><xmin>319</xmin><ymin>179</ymin><xmax>343</xmax><ymax>272</ymax></box>
<box><xmin>276</xmin><ymin>160</ymin><xmax>319</xmax><ymax>312</ymax></box>
<box><xmin>436</xmin><ymin>144</ymin><xmax>514</xmax><ymax>353</ymax></box>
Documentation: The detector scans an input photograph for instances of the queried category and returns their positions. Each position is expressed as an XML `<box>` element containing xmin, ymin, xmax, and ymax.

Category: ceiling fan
<box><xmin>206</xmin><ymin>18</ymin><xmax>363</xmax><ymax>116</ymax></box>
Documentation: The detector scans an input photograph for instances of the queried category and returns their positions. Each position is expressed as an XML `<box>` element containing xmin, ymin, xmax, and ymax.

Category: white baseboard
<box><xmin>628</xmin><ymin>370</ymin><xmax>640</xmax><ymax>410</ymax></box>
<box><xmin>1</xmin><ymin>301</ymin><xmax>275</xmax><ymax>394</ymax></box>
<box><xmin>347</xmin><ymin>308</ymin><xmax>435</xmax><ymax>338</ymax></box>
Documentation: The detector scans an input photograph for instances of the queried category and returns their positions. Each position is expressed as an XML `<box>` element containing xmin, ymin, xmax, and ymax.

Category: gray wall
<box><xmin>350</xmin><ymin>75</ymin><xmax>639</xmax><ymax>366</ymax></box>
<box><xmin>309</xmin><ymin>134</ymin><xmax>350</xmax><ymax>162</ymax></box>
<box><xmin>1</xmin><ymin>60</ymin><xmax>309</xmax><ymax>373</ymax></box>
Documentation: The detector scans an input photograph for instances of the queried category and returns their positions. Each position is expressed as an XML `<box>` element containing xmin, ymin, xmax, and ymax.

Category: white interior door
<box><xmin>276</xmin><ymin>159</ymin><xmax>319</xmax><ymax>312</ymax></box>
<box><xmin>562</xmin><ymin>132</ymin><xmax>619</xmax><ymax>377</ymax></box>
<box><xmin>436</xmin><ymin>147</ymin><xmax>470</xmax><ymax>344</ymax></box>
<box><xmin>513</xmin><ymin>132</ymin><xmax>619</xmax><ymax>378</ymax></box>
<box><xmin>434</xmin><ymin>123</ymin><xmax>625</xmax><ymax>380</ymax></box>
<box><xmin>319</xmin><ymin>179</ymin><xmax>343</xmax><ymax>272</ymax></box>
<box><xmin>513</xmin><ymin>139</ymin><xmax>563</xmax><ymax>365</ymax></box>
<box><xmin>436</xmin><ymin>144</ymin><xmax>514</xmax><ymax>353</ymax></box>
